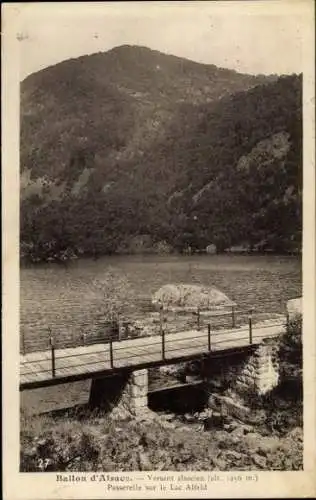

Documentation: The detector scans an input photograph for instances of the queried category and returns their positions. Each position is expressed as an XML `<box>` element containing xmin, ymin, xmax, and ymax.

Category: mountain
<box><xmin>20</xmin><ymin>45</ymin><xmax>302</xmax><ymax>262</ymax></box>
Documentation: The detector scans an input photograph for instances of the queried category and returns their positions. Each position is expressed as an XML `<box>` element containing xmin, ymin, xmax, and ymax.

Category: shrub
<box><xmin>279</xmin><ymin>316</ymin><xmax>302</xmax><ymax>379</ymax></box>
<box><xmin>20</xmin><ymin>414</ymin><xmax>103</xmax><ymax>472</ymax></box>
<box><xmin>87</xmin><ymin>267</ymin><xmax>133</xmax><ymax>322</ymax></box>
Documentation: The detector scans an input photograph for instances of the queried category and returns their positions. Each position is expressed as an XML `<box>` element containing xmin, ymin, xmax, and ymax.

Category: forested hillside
<box><xmin>20</xmin><ymin>46</ymin><xmax>302</xmax><ymax>262</ymax></box>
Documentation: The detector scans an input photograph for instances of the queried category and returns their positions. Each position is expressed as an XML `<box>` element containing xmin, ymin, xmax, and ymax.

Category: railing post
<box><xmin>109</xmin><ymin>340</ymin><xmax>114</xmax><ymax>368</ymax></box>
<box><xmin>159</xmin><ymin>305</ymin><xmax>163</xmax><ymax>336</ymax></box>
<box><xmin>50</xmin><ymin>335</ymin><xmax>56</xmax><ymax>378</ymax></box>
<box><xmin>116</xmin><ymin>316</ymin><xmax>121</xmax><ymax>342</ymax></box>
<box><xmin>286</xmin><ymin>311</ymin><xmax>290</xmax><ymax>331</ymax></box>
<box><xmin>22</xmin><ymin>330</ymin><xmax>25</xmax><ymax>355</ymax></box>
<box><xmin>82</xmin><ymin>332</ymin><xmax>86</xmax><ymax>345</ymax></box>
<box><xmin>162</xmin><ymin>329</ymin><xmax>165</xmax><ymax>360</ymax></box>
<box><xmin>248</xmin><ymin>308</ymin><xmax>253</xmax><ymax>345</ymax></box>
<box><xmin>197</xmin><ymin>307</ymin><xmax>200</xmax><ymax>331</ymax></box>
<box><xmin>231</xmin><ymin>305</ymin><xmax>236</xmax><ymax>329</ymax></box>
<box><xmin>208</xmin><ymin>323</ymin><xmax>211</xmax><ymax>352</ymax></box>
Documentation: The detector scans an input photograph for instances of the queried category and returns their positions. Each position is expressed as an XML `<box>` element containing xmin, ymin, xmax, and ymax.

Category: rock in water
<box><xmin>286</xmin><ymin>297</ymin><xmax>302</xmax><ymax>321</ymax></box>
<box><xmin>206</xmin><ymin>244</ymin><xmax>217</xmax><ymax>255</ymax></box>
<box><xmin>152</xmin><ymin>284</ymin><xmax>234</xmax><ymax>311</ymax></box>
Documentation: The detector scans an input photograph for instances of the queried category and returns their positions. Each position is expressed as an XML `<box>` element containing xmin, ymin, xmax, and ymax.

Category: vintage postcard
<box><xmin>2</xmin><ymin>1</ymin><xmax>315</xmax><ymax>498</ymax></box>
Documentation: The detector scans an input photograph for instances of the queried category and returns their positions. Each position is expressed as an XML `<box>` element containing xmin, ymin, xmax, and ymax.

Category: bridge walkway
<box><xmin>20</xmin><ymin>316</ymin><xmax>286</xmax><ymax>390</ymax></box>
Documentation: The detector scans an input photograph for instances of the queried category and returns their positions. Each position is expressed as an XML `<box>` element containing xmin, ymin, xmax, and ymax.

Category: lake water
<box><xmin>20</xmin><ymin>254</ymin><xmax>301</xmax><ymax>353</ymax></box>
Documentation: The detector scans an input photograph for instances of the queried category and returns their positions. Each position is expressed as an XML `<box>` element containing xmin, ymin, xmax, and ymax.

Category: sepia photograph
<box><xmin>2</xmin><ymin>1</ymin><xmax>315</xmax><ymax>498</ymax></box>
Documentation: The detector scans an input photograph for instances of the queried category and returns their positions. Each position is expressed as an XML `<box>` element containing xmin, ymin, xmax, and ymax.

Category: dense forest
<box><xmin>20</xmin><ymin>46</ymin><xmax>302</xmax><ymax>262</ymax></box>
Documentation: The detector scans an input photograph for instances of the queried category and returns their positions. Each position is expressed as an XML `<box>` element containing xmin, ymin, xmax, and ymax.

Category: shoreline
<box><xmin>20</xmin><ymin>249</ymin><xmax>302</xmax><ymax>268</ymax></box>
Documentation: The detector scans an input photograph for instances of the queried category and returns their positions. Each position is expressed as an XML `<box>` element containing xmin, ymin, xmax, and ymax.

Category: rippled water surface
<box><xmin>20</xmin><ymin>254</ymin><xmax>301</xmax><ymax>352</ymax></box>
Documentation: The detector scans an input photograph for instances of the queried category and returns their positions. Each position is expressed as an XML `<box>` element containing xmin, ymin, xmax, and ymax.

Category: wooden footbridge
<box><xmin>20</xmin><ymin>306</ymin><xmax>288</xmax><ymax>390</ymax></box>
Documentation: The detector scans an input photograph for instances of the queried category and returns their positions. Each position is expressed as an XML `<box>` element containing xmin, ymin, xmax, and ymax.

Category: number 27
<box><xmin>38</xmin><ymin>458</ymin><xmax>50</xmax><ymax>470</ymax></box>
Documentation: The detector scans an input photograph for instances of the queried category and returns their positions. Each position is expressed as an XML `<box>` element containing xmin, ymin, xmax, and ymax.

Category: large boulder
<box><xmin>206</xmin><ymin>244</ymin><xmax>217</xmax><ymax>255</ymax></box>
<box><xmin>152</xmin><ymin>283</ymin><xmax>234</xmax><ymax>311</ymax></box>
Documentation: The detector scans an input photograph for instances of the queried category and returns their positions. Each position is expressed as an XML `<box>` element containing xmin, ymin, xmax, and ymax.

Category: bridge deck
<box><xmin>20</xmin><ymin>317</ymin><xmax>285</xmax><ymax>389</ymax></box>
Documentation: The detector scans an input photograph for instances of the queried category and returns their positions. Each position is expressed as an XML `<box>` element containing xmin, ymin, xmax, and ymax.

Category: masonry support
<box><xmin>89</xmin><ymin>342</ymin><xmax>280</xmax><ymax>419</ymax></box>
<box><xmin>235</xmin><ymin>342</ymin><xmax>279</xmax><ymax>396</ymax></box>
<box><xmin>120</xmin><ymin>369</ymin><xmax>149</xmax><ymax>416</ymax></box>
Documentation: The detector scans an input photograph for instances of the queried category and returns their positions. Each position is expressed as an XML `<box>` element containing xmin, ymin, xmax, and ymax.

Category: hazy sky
<box><xmin>17</xmin><ymin>2</ymin><xmax>305</xmax><ymax>80</ymax></box>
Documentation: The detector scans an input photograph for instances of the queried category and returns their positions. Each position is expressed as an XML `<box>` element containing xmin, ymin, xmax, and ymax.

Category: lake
<box><xmin>20</xmin><ymin>254</ymin><xmax>301</xmax><ymax>353</ymax></box>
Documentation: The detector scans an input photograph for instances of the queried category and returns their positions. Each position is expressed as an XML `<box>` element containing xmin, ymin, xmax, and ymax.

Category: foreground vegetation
<box><xmin>21</xmin><ymin>404</ymin><xmax>302</xmax><ymax>472</ymax></box>
<box><xmin>21</xmin><ymin>318</ymin><xmax>302</xmax><ymax>472</ymax></box>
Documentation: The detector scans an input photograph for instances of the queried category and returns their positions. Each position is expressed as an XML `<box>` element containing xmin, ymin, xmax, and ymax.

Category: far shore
<box><xmin>20</xmin><ymin>248</ymin><xmax>302</xmax><ymax>267</ymax></box>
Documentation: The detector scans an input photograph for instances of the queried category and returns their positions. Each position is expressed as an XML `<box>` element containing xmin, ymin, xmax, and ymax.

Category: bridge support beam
<box><xmin>235</xmin><ymin>343</ymin><xmax>279</xmax><ymax>396</ymax></box>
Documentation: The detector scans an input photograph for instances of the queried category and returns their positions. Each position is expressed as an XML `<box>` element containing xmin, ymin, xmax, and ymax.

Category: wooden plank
<box><xmin>22</xmin><ymin>351</ymin><xmax>52</xmax><ymax>363</ymax></box>
<box><xmin>113</xmin><ymin>336</ymin><xmax>161</xmax><ymax>353</ymax></box>
<box><xmin>21</xmin><ymin>360</ymin><xmax>51</xmax><ymax>374</ymax></box>
<box><xmin>114</xmin><ymin>352</ymin><xmax>162</xmax><ymax>369</ymax></box>
<box><xmin>20</xmin><ymin>359</ymin><xmax>52</xmax><ymax>376</ymax></box>
<box><xmin>55</xmin><ymin>343</ymin><xmax>107</xmax><ymax>358</ymax></box>
<box><xmin>20</xmin><ymin>374</ymin><xmax>34</xmax><ymax>384</ymax></box>
<box><xmin>56</xmin><ymin>352</ymin><xmax>108</xmax><ymax>370</ymax></box>
<box><xmin>166</xmin><ymin>346</ymin><xmax>208</xmax><ymax>359</ymax></box>
<box><xmin>56</xmin><ymin>362</ymin><xmax>108</xmax><ymax>377</ymax></box>
<box><xmin>212</xmin><ymin>338</ymin><xmax>251</xmax><ymax>351</ymax></box>
<box><xmin>21</xmin><ymin>370</ymin><xmax>52</xmax><ymax>383</ymax></box>
<box><xmin>114</xmin><ymin>345</ymin><xmax>162</xmax><ymax>363</ymax></box>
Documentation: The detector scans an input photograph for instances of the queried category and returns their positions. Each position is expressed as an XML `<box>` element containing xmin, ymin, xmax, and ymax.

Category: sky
<box><xmin>15</xmin><ymin>2</ymin><xmax>305</xmax><ymax>80</ymax></box>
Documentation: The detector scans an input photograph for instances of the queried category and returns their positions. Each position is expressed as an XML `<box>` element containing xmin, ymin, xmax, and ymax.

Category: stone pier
<box><xmin>235</xmin><ymin>342</ymin><xmax>279</xmax><ymax>396</ymax></box>
<box><xmin>120</xmin><ymin>369</ymin><xmax>149</xmax><ymax>416</ymax></box>
<box><xmin>89</xmin><ymin>369</ymin><xmax>149</xmax><ymax>418</ymax></box>
<box><xmin>205</xmin><ymin>342</ymin><xmax>281</xmax><ymax>423</ymax></box>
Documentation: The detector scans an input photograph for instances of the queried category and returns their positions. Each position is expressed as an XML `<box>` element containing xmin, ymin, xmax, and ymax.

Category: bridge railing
<box><xmin>21</xmin><ymin>303</ymin><xmax>290</xmax><ymax>383</ymax></box>
<box><xmin>20</xmin><ymin>297</ymin><xmax>291</xmax><ymax>356</ymax></box>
